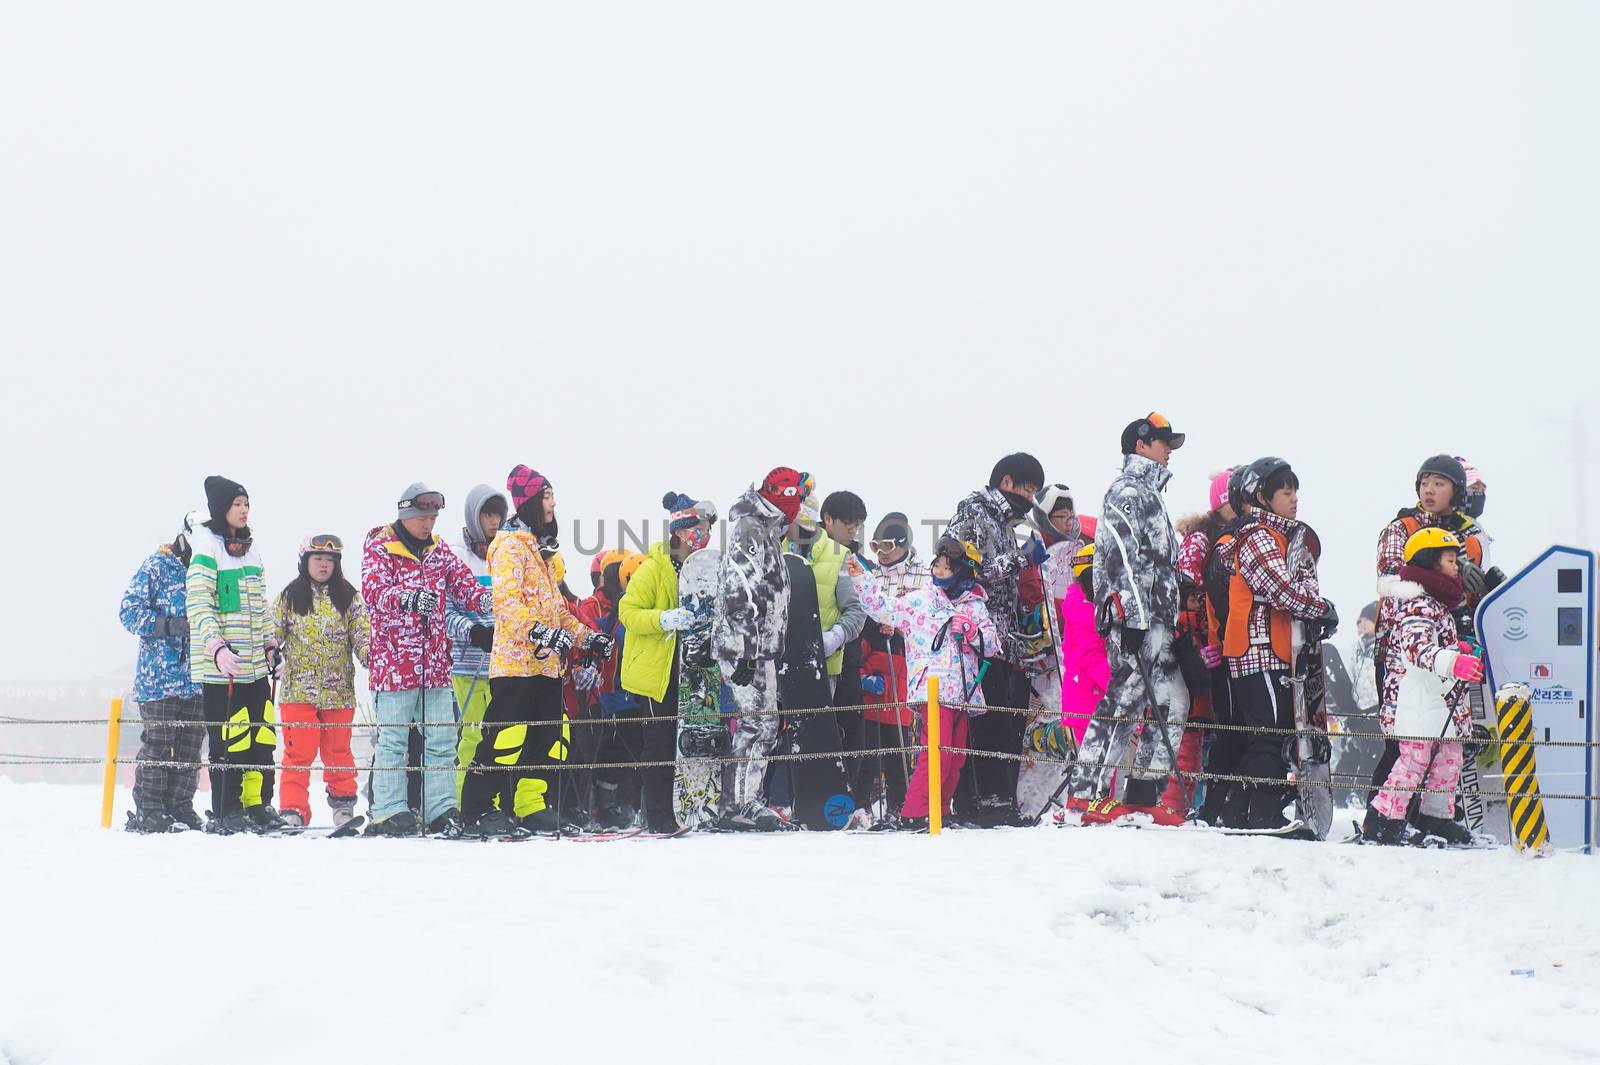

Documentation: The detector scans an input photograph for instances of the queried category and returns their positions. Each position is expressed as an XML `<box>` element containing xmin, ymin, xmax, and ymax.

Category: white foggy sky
<box><xmin>2</xmin><ymin>2</ymin><xmax>1596</xmax><ymax>681</ymax></box>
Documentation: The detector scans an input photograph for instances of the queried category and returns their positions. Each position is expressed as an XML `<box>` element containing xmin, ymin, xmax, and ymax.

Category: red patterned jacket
<box><xmin>362</xmin><ymin>525</ymin><xmax>491</xmax><ymax>692</ymax></box>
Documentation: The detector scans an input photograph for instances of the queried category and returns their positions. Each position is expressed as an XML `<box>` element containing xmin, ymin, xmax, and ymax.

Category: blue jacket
<box><xmin>119</xmin><ymin>546</ymin><xmax>202</xmax><ymax>702</ymax></box>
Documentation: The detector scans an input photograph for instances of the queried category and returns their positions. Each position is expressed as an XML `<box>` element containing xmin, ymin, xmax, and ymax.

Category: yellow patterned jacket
<box><xmin>273</xmin><ymin>585</ymin><xmax>371</xmax><ymax>709</ymax></box>
<box><xmin>489</xmin><ymin>523</ymin><xmax>592</xmax><ymax>679</ymax></box>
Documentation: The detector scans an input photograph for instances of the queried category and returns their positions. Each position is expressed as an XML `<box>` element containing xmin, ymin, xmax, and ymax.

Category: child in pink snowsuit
<box><xmin>851</xmin><ymin>537</ymin><xmax>998</xmax><ymax>825</ymax></box>
<box><xmin>1059</xmin><ymin>541</ymin><xmax>1109</xmax><ymax>747</ymax></box>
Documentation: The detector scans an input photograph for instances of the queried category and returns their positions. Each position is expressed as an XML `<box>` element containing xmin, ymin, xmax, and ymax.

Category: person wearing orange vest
<box><xmin>1214</xmin><ymin>457</ymin><xmax>1337</xmax><ymax>831</ymax></box>
<box><xmin>1367</xmin><ymin>455</ymin><xmax>1495</xmax><ymax>803</ymax></box>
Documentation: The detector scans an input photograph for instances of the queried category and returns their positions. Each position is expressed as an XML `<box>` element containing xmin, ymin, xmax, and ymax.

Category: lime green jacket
<box><xmin>618</xmin><ymin>541</ymin><xmax>680</xmax><ymax>703</ymax></box>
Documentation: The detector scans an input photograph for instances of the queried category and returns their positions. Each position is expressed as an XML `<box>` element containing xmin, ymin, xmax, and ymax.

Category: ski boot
<box><xmin>365</xmin><ymin>810</ymin><xmax>421</xmax><ymax>837</ymax></box>
<box><xmin>1080</xmin><ymin>797</ymin><xmax>1135</xmax><ymax>825</ymax></box>
<box><xmin>1125</xmin><ymin>801</ymin><xmax>1186</xmax><ymax>827</ymax></box>
<box><xmin>595</xmin><ymin>783</ymin><xmax>637</xmax><ymax>832</ymax></box>
<box><xmin>1411</xmin><ymin>813</ymin><xmax>1474</xmax><ymax>847</ymax></box>
<box><xmin>245</xmin><ymin>804</ymin><xmax>293</xmax><ymax>832</ymax></box>
<box><xmin>1360</xmin><ymin>807</ymin><xmax>1408</xmax><ymax>845</ymax></box>
<box><xmin>280</xmin><ymin>810</ymin><xmax>307</xmax><ymax>829</ymax></box>
<box><xmin>427</xmin><ymin>808</ymin><xmax>466</xmax><ymax>840</ymax></box>
<box><xmin>329</xmin><ymin>796</ymin><xmax>358</xmax><ymax>829</ymax></box>
<box><xmin>721</xmin><ymin>802</ymin><xmax>787</xmax><ymax>832</ymax></box>
<box><xmin>517</xmin><ymin>808</ymin><xmax>561</xmax><ymax>836</ymax></box>
<box><xmin>172</xmin><ymin>807</ymin><xmax>204</xmax><ymax>832</ymax></box>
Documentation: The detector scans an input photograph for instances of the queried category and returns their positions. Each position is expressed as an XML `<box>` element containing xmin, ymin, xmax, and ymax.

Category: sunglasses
<box><xmin>224</xmin><ymin>536</ymin><xmax>253</xmax><ymax>558</ymax></box>
<box><xmin>399</xmin><ymin>492</ymin><xmax>446</xmax><ymax>513</ymax></box>
<box><xmin>307</xmin><ymin>533</ymin><xmax>343</xmax><ymax>554</ymax></box>
<box><xmin>869</xmin><ymin>537</ymin><xmax>907</xmax><ymax>552</ymax></box>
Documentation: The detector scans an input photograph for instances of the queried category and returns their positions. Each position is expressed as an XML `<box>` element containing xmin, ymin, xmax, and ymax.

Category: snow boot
<box><xmin>329</xmin><ymin>796</ymin><xmax>358</xmax><ymax>828</ymax></box>
<box><xmin>205</xmin><ymin>809</ymin><xmax>253</xmax><ymax>835</ymax></box>
<box><xmin>1411</xmin><ymin>813</ymin><xmax>1474</xmax><ymax>847</ymax></box>
<box><xmin>1360</xmin><ymin>807</ymin><xmax>1408</xmax><ymax>845</ymax></box>
<box><xmin>245</xmin><ymin>804</ymin><xmax>293</xmax><ymax>832</ymax></box>
<box><xmin>125</xmin><ymin>809</ymin><xmax>178</xmax><ymax>834</ymax></box>
<box><xmin>365</xmin><ymin>810</ymin><xmax>421</xmax><ymax>837</ymax></box>
<box><xmin>427</xmin><ymin>808</ymin><xmax>466</xmax><ymax>840</ymax></box>
<box><xmin>467</xmin><ymin>809</ymin><xmax>522</xmax><ymax>838</ymax></box>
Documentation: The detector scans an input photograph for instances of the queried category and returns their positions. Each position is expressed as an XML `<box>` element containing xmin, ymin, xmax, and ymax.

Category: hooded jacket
<box><xmin>859</xmin><ymin>548</ymin><xmax>930</xmax><ymax>727</ymax></box>
<box><xmin>944</xmin><ymin>487</ymin><xmax>1031</xmax><ymax>663</ymax></box>
<box><xmin>445</xmin><ymin>484</ymin><xmax>507</xmax><ymax>678</ymax></box>
<box><xmin>712</xmin><ymin>487</ymin><xmax>791</xmax><ymax>666</ymax></box>
<box><xmin>1094</xmin><ymin>454</ymin><xmax>1180</xmax><ymax>632</ymax></box>
<box><xmin>488</xmin><ymin>518</ymin><xmax>593</xmax><ymax>680</ymax></box>
<box><xmin>362</xmin><ymin>523</ymin><xmax>490</xmax><ymax>691</ymax></box>
<box><xmin>852</xmin><ymin>570</ymin><xmax>999</xmax><ymax>712</ymax></box>
<box><xmin>1377</xmin><ymin>574</ymin><xmax>1471</xmax><ymax>739</ymax></box>
<box><xmin>272</xmin><ymin>584</ymin><xmax>371</xmax><ymax>710</ymax></box>
<box><xmin>1058</xmin><ymin>582</ymin><xmax>1109</xmax><ymax>734</ymax></box>
<box><xmin>617</xmin><ymin>540</ymin><xmax>682</xmax><ymax>704</ymax></box>
<box><xmin>185</xmin><ymin>526</ymin><xmax>274</xmax><ymax>685</ymax></box>
<box><xmin>120</xmin><ymin>545</ymin><xmax>203</xmax><ymax>702</ymax></box>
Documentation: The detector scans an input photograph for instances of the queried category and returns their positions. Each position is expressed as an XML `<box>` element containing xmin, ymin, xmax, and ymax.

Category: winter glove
<box><xmin>1025</xmin><ymin>536</ymin><xmax>1050</xmax><ymax>567</ymax></box>
<box><xmin>1200</xmin><ymin>642</ymin><xmax>1223</xmax><ymax>670</ymax></box>
<box><xmin>468</xmin><ymin>624</ymin><xmax>495</xmax><ymax>653</ymax></box>
<box><xmin>1484</xmin><ymin>566</ymin><xmax>1507</xmax><ymax>593</ymax></box>
<box><xmin>948</xmin><ymin>615</ymin><xmax>980</xmax><ymax>645</ymax></box>
<box><xmin>1460</xmin><ymin>561</ymin><xmax>1488</xmax><ymax>601</ymax></box>
<box><xmin>154</xmin><ymin>614</ymin><xmax>188</xmax><ymax>639</ymax></box>
<box><xmin>265</xmin><ymin>642</ymin><xmax>284</xmax><ymax>678</ymax></box>
<box><xmin>862</xmin><ymin>673</ymin><xmax>886</xmax><ymax>696</ymax></box>
<box><xmin>1119</xmin><ymin>625</ymin><xmax>1145</xmax><ymax>654</ymax></box>
<box><xmin>584</xmin><ymin>632</ymin><xmax>616</xmax><ymax>660</ymax></box>
<box><xmin>207</xmin><ymin>637</ymin><xmax>243</xmax><ymax>677</ymax></box>
<box><xmin>730</xmin><ymin>658</ymin><xmax>757</xmax><ymax>687</ymax></box>
<box><xmin>1452</xmin><ymin>653</ymin><xmax>1485</xmax><ymax>683</ymax></box>
<box><xmin>529</xmin><ymin>622</ymin><xmax>575</xmax><ymax>656</ymax></box>
<box><xmin>821</xmin><ymin>627</ymin><xmax>846</xmax><ymax>659</ymax></box>
<box><xmin>401</xmin><ymin>589</ymin><xmax>440</xmax><ymax>615</ymax></box>
<box><xmin>573</xmin><ymin>663</ymin><xmax>602</xmax><ymax>691</ymax></box>
<box><xmin>658</xmin><ymin>608</ymin><xmax>694</xmax><ymax>633</ymax></box>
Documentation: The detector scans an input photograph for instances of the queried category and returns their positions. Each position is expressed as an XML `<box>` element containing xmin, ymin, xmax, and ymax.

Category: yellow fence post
<box><xmin>101</xmin><ymin>697</ymin><xmax>123</xmax><ymax>829</ymax></box>
<box><xmin>927</xmin><ymin>676</ymin><xmax>942</xmax><ymax>836</ymax></box>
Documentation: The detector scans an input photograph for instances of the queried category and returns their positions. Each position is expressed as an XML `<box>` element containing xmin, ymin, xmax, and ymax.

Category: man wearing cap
<box><xmin>362</xmin><ymin>483</ymin><xmax>493</xmax><ymax>837</ymax></box>
<box><xmin>1065</xmin><ymin>413</ymin><xmax>1192</xmax><ymax>821</ymax></box>
<box><xmin>712</xmin><ymin>466</ymin><xmax>802</xmax><ymax>830</ymax></box>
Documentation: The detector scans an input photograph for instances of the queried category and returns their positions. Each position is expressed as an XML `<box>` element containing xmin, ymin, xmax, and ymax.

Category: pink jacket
<box><xmin>362</xmin><ymin>525</ymin><xmax>491</xmax><ymax>692</ymax></box>
<box><xmin>1058</xmin><ymin>584</ymin><xmax>1109</xmax><ymax>739</ymax></box>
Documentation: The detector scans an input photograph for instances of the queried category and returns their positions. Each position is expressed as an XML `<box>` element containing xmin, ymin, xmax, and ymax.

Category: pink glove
<box><xmin>949</xmin><ymin>615</ymin><xmax>980</xmax><ymax>643</ymax></box>
<box><xmin>1452</xmin><ymin>654</ymin><xmax>1485</xmax><ymax>682</ymax></box>
<box><xmin>1200</xmin><ymin>643</ymin><xmax>1223</xmax><ymax>669</ymax></box>
<box><xmin>207</xmin><ymin>637</ymin><xmax>243</xmax><ymax>677</ymax></box>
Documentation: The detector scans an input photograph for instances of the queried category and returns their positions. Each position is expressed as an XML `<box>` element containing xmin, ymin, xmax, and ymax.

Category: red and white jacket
<box><xmin>362</xmin><ymin>525</ymin><xmax>491</xmax><ymax>692</ymax></box>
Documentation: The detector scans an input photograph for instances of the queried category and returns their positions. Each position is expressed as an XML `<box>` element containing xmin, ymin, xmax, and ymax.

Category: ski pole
<box><xmin>885</xmin><ymin>641</ymin><xmax>912</xmax><ymax>804</ymax></box>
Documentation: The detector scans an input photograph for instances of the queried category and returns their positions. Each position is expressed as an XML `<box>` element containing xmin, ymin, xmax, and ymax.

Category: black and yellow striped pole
<box><xmin>1494</xmin><ymin>684</ymin><xmax>1550</xmax><ymax>853</ymax></box>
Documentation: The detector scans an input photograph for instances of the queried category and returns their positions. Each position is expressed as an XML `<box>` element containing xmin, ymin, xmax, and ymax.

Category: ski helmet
<box><xmin>1415</xmin><ymin>454</ymin><xmax>1467</xmax><ymax>507</ymax></box>
<box><xmin>174</xmin><ymin>509</ymin><xmax>207</xmax><ymax>566</ymax></box>
<box><xmin>934</xmin><ymin>536</ymin><xmax>983</xmax><ymax>583</ymax></box>
<box><xmin>1071</xmin><ymin>542</ymin><xmax>1096</xmax><ymax>579</ymax></box>
<box><xmin>1234</xmin><ymin>457</ymin><xmax>1291</xmax><ymax>511</ymax></box>
<box><xmin>1225</xmin><ymin>464</ymin><xmax>1253</xmax><ymax>515</ymax></box>
<box><xmin>1402</xmin><ymin>527</ymin><xmax>1463</xmax><ymax>564</ymax></box>
<box><xmin>1028</xmin><ymin>483</ymin><xmax>1076</xmax><ymax>541</ymax></box>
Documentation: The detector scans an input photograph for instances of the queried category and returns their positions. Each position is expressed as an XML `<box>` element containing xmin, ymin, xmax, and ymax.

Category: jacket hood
<box><xmin>464</xmin><ymin>484</ymin><xmax>509</xmax><ymax>547</ymax></box>
<box><xmin>1377</xmin><ymin>574</ymin><xmax>1425</xmax><ymax>601</ymax></box>
<box><xmin>1122</xmin><ymin>453</ymin><xmax>1173</xmax><ymax>492</ymax></box>
<box><xmin>731</xmin><ymin>486</ymin><xmax>787</xmax><ymax>529</ymax></box>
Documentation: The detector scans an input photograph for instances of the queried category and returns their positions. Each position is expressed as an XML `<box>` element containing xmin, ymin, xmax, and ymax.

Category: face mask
<box><xmin>682</xmin><ymin>526</ymin><xmax>710</xmax><ymax>552</ymax></box>
<box><xmin>1001</xmin><ymin>490</ymin><xmax>1032</xmax><ymax>520</ymax></box>
<box><xmin>1463</xmin><ymin>490</ymin><xmax>1486</xmax><ymax>520</ymax></box>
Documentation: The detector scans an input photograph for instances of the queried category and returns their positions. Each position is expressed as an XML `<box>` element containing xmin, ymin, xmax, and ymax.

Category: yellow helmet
<box><xmin>547</xmin><ymin>550</ymin><xmax>568</xmax><ymax>585</ymax></box>
<box><xmin>1402</xmin><ymin>527</ymin><xmax>1463</xmax><ymax>563</ymax></box>
<box><xmin>1071</xmin><ymin>542</ymin><xmax>1095</xmax><ymax>578</ymax></box>
<box><xmin>619</xmin><ymin>551</ymin><xmax>647</xmax><ymax>589</ymax></box>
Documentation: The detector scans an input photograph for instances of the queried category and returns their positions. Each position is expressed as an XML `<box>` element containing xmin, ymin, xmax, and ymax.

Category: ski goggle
<box><xmin>398</xmin><ymin>491</ymin><xmax>446</xmax><ymax>513</ymax></box>
<box><xmin>224</xmin><ymin>536</ymin><xmax>253</xmax><ymax>558</ymax></box>
<box><xmin>869</xmin><ymin>536</ymin><xmax>907</xmax><ymax>553</ymax></box>
<box><xmin>305</xmin><ymin>533</ymin><xmax>343</xmax><ymax>555</ymax></box>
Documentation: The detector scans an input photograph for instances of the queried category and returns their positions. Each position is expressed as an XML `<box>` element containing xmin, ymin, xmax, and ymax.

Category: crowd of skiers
<box><xmin>117</xmin><ymin>413</ymin><xmax>1501</xmax><ymax>843</ymax></box>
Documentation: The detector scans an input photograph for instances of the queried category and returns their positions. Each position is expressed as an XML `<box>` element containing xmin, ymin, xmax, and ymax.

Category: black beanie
<box><xmin>204</xmin><ymin>476</ymin><xmax>248</xmax><ymax>526</ymax></box>
<box><xmin>872</xmin><ymin>511</ymin><xmax>912</xmax><ymax>543</ymax></box>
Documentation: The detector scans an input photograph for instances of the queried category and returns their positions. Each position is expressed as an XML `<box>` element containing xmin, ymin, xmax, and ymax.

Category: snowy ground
<box><xmin>2</xmin><ymin>781</ymin><xmax>1596</xmax><ymax>1065</ymax></box>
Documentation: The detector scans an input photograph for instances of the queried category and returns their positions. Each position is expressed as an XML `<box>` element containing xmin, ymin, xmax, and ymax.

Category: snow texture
<box><xmin>2</xmin><ymin>781</ymin><xmax>1597</xmax><ymax>1064</ymax></box>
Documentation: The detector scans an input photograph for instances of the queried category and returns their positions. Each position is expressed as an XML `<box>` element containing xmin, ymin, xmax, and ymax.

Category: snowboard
<box><xmin>778</xmin><ymin>552</ymin><xmax>854</xmax><ymax>831</ymax></box>
<box><xmin>673</xmin><ymin>547</ymin><xmax>726</xmax><ymax>831</ymax></box>
<box><xmin>1494</xmin><ymin>684</ymin><xmax>1550</xmax><ymax>853</ymax></box>
<box><xmin>1016</xmin><ymin>546</ymin><xmax>1075</xmax><ymax>821</ymax></box>
<box><xmin>1288</xmin><ymin>626</ymin><xmax>1334</xmax><ymax>840</ymax></box>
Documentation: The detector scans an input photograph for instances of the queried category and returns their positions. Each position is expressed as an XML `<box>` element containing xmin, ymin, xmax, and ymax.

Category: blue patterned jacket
<box><xmin>119</xmin><ymin>546</ymin><xmax>202</xmax><ymax>702</ymax></box>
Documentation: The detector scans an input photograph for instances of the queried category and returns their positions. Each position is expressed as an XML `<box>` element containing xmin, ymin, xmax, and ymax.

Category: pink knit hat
<box><xmin>1456</xmin><ymin>457</ymin><xmax>1485</xmax><ymax>488</ymax></box>
<box><xmin>1209</xmin><ymin>469</ymin><xmax>1234</xmax><ymax>513</ymax></box>
<box><xmin>506</xmin><ymin>464</ymin><xmax>551</xmax><ymax>510</ymax></box>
